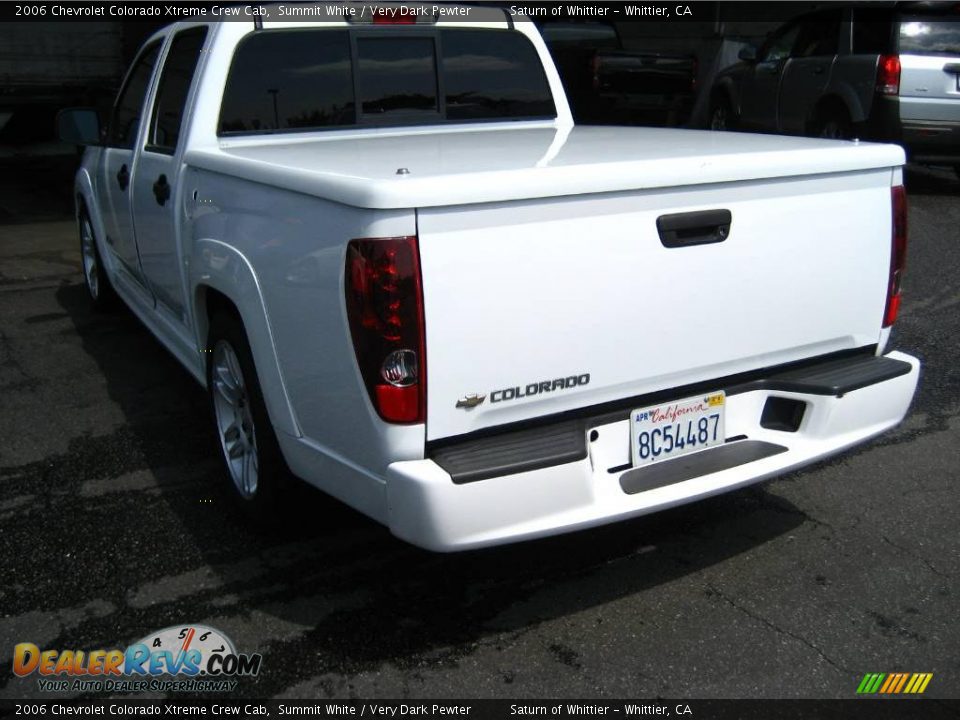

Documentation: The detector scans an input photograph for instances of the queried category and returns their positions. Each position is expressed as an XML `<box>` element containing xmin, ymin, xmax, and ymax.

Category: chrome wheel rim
<box><xmin>212</xmin><ymin>340</ymin><xmax>258</xmax><ymax>499</ymax></box>
<box><xmin>80</xmin><ymin>217</ymin><xmax>99</xmax><ymax>299</ymax></box>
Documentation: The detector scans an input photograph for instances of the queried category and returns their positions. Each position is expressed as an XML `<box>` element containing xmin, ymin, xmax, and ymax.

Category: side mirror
<box><xmin>57</xmin><ymin>108</ymin><xmax>101</xmax><ymax>146</ymax></box>
<box><xmin>737</xmin><ymin>45</ymin><xmax>758</xmax><ymax>63</ymax></box>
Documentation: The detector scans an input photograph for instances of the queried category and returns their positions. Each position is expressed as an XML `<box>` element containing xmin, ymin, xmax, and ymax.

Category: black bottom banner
<box><xmin>2</xmin><ymin>700</ymin><xmax>960</xmax><ymax>720</ymax></box>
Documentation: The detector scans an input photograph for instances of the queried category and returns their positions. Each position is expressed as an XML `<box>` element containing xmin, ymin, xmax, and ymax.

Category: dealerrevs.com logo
<box><xmin>13</xmin><ymin>624</ymin><xmax>262</xmax><ymax>693</ymax></box>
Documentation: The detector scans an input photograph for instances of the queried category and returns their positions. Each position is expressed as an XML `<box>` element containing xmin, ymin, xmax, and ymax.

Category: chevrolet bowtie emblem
<box><xmin>456</xmin><ymin>393</ymin><xmax>486</xmax><ymax>409</ymax></box>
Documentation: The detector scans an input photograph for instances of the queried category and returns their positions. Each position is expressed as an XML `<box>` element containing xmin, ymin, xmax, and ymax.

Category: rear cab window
<box><xmin>218</xmin><ymin>27</ymin><xmax>556</xmax><ymax>135</ymax></box>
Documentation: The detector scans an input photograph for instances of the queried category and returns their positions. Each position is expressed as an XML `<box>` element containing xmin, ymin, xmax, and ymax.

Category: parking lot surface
<box><xmin>0</xmin><ymin>163</ymin><xmax>958</xmax><ymax>700</ymax></box>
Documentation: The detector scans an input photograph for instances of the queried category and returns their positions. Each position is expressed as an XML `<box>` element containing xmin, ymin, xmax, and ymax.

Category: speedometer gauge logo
<box><xmin>135</xmin><ymin>624</ymin><xmax>237</xmax><ymax>673</ymax></box>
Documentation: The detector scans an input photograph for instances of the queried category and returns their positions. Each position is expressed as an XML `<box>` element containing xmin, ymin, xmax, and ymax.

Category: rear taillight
<box><xmin>345</xmin><ymin>236</ymin><xmax>426</xmax><ymax>423</ymax></box>
<box><xmin>876</xmin><ymin>54</ymin><xmax>901</xmax><ymax>95</ymax></box>
<box><xmin>883</xmin><ymin>185</ymin><xmax>908</xmax><ymax>327</ymax></box>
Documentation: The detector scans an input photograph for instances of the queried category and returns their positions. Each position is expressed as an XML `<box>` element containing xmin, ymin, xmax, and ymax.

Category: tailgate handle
<box><xmin>657</xmin><ymin>209</ymin><xmax>732</xmax><ymax>248</ymax></box>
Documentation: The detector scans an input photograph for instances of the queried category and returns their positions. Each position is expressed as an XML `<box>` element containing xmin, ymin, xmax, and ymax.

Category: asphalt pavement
<box><xmin>0</xmin><ymin>161</ymin><xmax>958</xmax><ymax>701</ymax></box>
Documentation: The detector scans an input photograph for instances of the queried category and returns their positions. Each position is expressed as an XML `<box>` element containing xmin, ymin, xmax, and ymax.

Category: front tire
<box><xmin>709</xmin><ymin>97</ymin><xmax>736</xmax><ymax>131</ymax></box>
<box><xmin>208</xmin><ymin>311</ymin><xmax>288</xmax><ymax>520</ymax></box>
<box><xmin>79</xmin><ymin>208</ymin><xmax>117</xmax><ymax>311</ymax></box>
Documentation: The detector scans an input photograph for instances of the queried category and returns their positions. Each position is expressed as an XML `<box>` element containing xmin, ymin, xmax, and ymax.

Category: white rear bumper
<box><xmin>386</xmin><ymin>351</ymin><xmax>920</xmax><ymax>551</ymax></box>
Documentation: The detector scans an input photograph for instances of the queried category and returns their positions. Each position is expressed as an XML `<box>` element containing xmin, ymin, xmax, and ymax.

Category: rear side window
<box><xmin>149</xmin><ymin>27</ymin><xmax>208</xmax><ymax>153</ymax></box>
<box><xmin>108</xmin><ymin>41</ymin><xmax>161</xmax><ymax>148</ymax></box>
<box><xmin>897</xmin><ymin>16</ymin><xmax>960</xmax><ymax>56</ymax></box>
<box><xmin>219</xmin><ymin>28</ymin><xmax>555</xmax><ymax>135</ymax></box>
<box><xmin>852</xmin><ymin>10</ymin><xmax>894</xmax><ymax>54</ymax></box>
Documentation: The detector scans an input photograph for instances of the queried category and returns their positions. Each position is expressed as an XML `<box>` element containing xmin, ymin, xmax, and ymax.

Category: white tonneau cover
<box><xmin>187</xmin><ymin>125</ymin><xmax>905</xmax><ymax>209</ymax></box>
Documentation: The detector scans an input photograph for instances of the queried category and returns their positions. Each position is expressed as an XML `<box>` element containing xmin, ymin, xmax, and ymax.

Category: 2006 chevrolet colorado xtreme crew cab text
<box><xmin>57</xmin><ymin>5</ymin><xmax>920</xmax><ymax>551</ymax></box>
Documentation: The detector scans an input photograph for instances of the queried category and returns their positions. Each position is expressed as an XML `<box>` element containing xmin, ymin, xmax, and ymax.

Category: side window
<box><xmin>852</xmin><ymin>10</ymin><xmax>893</xmax><ymax>54</ymax></box>
<box><xmin>107</xmin><ymin>42</ymin><xmax>161</xmax><ymax>148</ymax></box>
<box><xmin>148</xmin><ymin>27</ymin><xmax>208</xmax><ymax>154</ymax></box>
<box><xmin>760</xmin><ymin>23</ymin><xmax>802</xmax><ymax>63</ymax></box>
<box><xmin>793</xmin><ymin>13</ymin><xmax>841</xmax><ymax>58</ymax></box>
<box><xmin>441</xmin><ymin>30</ymin><xmax>556</xmax><ymax>121</ymax></box>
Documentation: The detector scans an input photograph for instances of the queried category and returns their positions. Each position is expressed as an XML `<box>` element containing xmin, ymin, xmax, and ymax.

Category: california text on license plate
<box><xmin>630</xmin><ymin>392</ymin><xmax>726</xmax><ymax>468</ymax></box>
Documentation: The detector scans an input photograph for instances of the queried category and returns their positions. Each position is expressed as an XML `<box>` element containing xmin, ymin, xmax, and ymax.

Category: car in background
<box><xmin>540</xmin><ymin>20</ymin><xmax>697</xmax><ymax>127</ymax></box>
<box><xmin>709</xmin><ymin>3</ymin><xmax>960</xmax><ymax>176</ymax></box>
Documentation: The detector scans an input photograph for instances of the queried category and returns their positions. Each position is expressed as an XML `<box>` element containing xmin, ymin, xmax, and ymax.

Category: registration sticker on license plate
<box><xmin>630</xmin><ymin>392</ymin><xmax>726</xmax><ymax>468</ymax></box>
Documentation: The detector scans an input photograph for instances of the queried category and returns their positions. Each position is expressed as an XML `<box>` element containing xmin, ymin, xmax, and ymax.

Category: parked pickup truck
<box><xmin>58</xmin><ymin>6</ymin><xmax>920</xmax><ymax>551</ymax></box>
<box><xmin>539</xmin><ymin>20</ymin><xmax>697</xmax><ymax>126</ymax></box>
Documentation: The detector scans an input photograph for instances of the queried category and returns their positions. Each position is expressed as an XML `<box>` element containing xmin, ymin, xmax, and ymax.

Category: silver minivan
<box><xmin>709</xmin><ymin>4</ymin><xmax>960</xmax><ymax>177</ymax></box>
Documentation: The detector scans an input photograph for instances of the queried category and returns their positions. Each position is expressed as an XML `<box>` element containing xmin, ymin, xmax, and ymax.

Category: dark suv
<box><xmin>709</xmin><ymin>3</ymin><xmax>960</xmax><ymax>175</ymax></box>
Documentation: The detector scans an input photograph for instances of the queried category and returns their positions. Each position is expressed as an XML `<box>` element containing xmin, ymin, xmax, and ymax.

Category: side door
<box><xmin>130</xmin><ymin>26</ymin><xmax>208</xmax><ymax>331</ymax></box>
<box><xmin>99</xmin><ymin>40</ymin><xmax>162</xmax><ymax>287</ymax></box>
<box><xmin>739</xmin><ymin>21</ymin><xmax>802</xmax><ymax>131</ymax></box>
<box><xmin>779</xmin><ymin>10</ymin><xmax>842</xmax><ymax>134</ymax></box>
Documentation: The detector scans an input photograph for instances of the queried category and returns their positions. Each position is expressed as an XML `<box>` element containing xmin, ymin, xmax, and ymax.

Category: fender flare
<box><xmin>190</xmin><ymin>238</ymin><xmax>301</xmax><ymax>438</ymax></box>
<box><xmin>815</xmin><ymin>85</ymin><xmax>865</xmax><ymax>126</ymax></box>
<box><xmin>73</xmin><ymin>168</ymin><xmax>116</xmax><ymax>277</ymax></box>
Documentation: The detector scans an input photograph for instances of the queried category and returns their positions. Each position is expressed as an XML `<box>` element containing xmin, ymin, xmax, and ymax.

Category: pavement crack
<box><xmin>706</xmin><ymin>584</ymin><xmax>850</xmax><ymax>674</ymax></box>
<box><xmin>880</xmin><ymin>534</ymin><xmax>951</xmax><ymax>579</ymax></box>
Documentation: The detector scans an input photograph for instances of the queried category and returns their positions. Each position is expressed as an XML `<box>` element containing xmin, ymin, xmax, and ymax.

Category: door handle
<box><xmin>152</xmin><ymin>174</ymin><xmax>170</xmax><ymax>206</ymax></box>
<box><xmin>657</xmin><ymin>209</ymin><xmax>732</xmax><ymax>248</ymax></box>
<box><xmin>116</xmin><ymin>164</ymin><xmax>129</xmax><ymax>191</ymax></box>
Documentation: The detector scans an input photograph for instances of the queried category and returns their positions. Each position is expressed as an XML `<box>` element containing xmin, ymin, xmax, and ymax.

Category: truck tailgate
<box><xmin>419</xmin><ymin>168</ymin><xmax>894</xmax><ymax>441</ymax></box>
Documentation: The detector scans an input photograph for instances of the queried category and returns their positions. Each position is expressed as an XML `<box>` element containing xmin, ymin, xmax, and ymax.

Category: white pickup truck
<box><xmin>58</xmin><ymin>7</ymin><xmax>920</xmax><ymax>551</ymax></box>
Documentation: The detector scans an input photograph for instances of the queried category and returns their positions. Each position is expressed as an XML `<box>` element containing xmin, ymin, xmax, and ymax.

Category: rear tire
<box><xmin>817</xmin><ymin>110</ymin><xmax>852</xmax><ymax>140</ymax></box>
<box><xmin>207</xmin><ymin>311</ymin><xmax>288</xmax><ymax>521</ymax></box>
<box><xmin>709</xmin><ymin>97</ymin><xmax>736</xmax><ymax>131</ymax></box>
<box><xmin>79</xmin><ymin>208</ymin><xmax>118</xmax><ymax>311</ymax></box>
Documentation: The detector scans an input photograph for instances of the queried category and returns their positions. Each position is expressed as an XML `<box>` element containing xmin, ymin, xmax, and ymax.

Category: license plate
<box><xmin>630</xmin><ymin>392</ymin><xmax>726</xmax><ymax>468</ymax></box>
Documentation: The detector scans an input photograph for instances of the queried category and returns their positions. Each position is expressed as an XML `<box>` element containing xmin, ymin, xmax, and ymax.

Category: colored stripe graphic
<box><xmin>893</xmin><ymin>673</ymin><xmax>909</xmax><ymax>694</ymax></box>
<box><xmin>879</xmin><ymin>674</ymin><xmax>896</xmax><ymax>693</ymax></box>
<box><xmin>857</xmin><ymin>673</ymin><xmax>932</xmax><ymax>694</ymax></box>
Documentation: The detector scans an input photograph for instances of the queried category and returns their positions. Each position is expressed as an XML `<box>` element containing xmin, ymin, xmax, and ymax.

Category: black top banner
<box><xmin>2</xmin><ymin>2</ymin><xmax>953</xmax><ymax>24</ymax></box>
